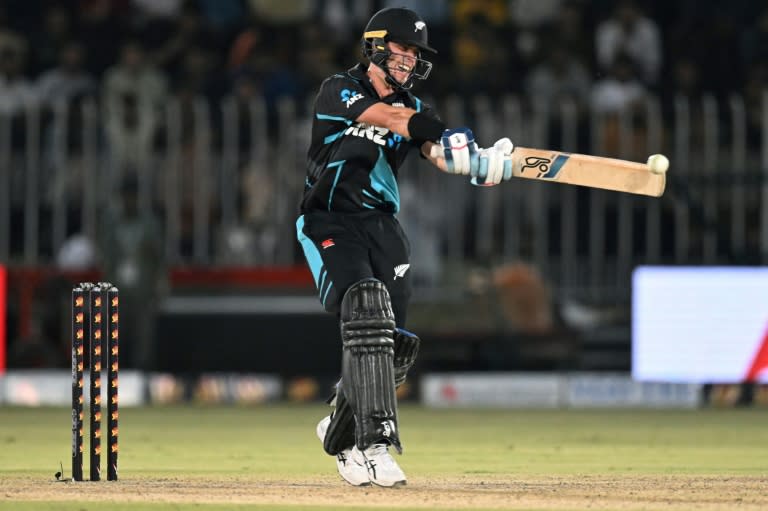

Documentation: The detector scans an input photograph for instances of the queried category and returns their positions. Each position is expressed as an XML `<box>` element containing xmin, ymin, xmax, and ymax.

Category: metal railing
<box><xmin>1</xmin><ymin>92</ymin><xmax>766</xmax><ymax>301</ymax></box>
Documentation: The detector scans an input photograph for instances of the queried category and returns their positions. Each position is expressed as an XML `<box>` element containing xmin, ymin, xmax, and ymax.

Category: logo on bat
<box><xmin>520</xmin><ymin>154</ymin><xmax>570</xmax><ymax>179</ymax></box>
<box><xmin>521</xmin><ymin>157</ymin><xmax>550</xmax><ymax>177</ymax></box>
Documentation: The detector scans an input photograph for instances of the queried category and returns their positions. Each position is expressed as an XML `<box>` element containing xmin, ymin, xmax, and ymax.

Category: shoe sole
<box><xmin>341</xmin><ymin>477</ymin><xmax>371</xmax><ymax>487</ymax></box>
<box><xmin>371</xmin><ymin>479</ymin><xmax>407</xmax><ymax>488</ymax></box>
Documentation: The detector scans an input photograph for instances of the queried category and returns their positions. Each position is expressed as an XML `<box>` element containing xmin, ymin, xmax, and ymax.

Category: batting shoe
<box><xmin>361</xmin><ymin>443</ymin><xmax>407</xmax><ymax>487</ymax></box>
<box><xmin>316</xmin><ymin>416</ymin><xmax>371</xmax><ymax>487</ymax></box>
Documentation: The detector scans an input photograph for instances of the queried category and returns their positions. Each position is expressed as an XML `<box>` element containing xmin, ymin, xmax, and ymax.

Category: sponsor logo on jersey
<box><xmin>344</xmin><ymin>122</ymin><xmax>404</xmax><ymax>148</ymax></box>
<box><xmin>321</xmin><ymin>238</ymin><xmax>335</xmax><ymax>249</ymax></box>
<box><xmin>340</xmin><ymin>88</ymin><xmax>364</xmax><ymax>108</ymax></box>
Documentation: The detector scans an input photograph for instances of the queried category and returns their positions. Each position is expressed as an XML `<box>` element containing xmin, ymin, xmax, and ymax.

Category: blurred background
<box><xmin>0</xmin><ymin>0</ymin><xmax>767</xmax><ymax>408</ymax></box>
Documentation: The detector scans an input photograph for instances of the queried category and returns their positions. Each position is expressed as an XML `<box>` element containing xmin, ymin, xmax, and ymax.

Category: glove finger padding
<box><xmin>474</xmin><ymin>150</ymin><xmax>505</xmax><ymax>186</ymax></box>
<box><xmin>473</xmin><ymin>138</ymin><xmax>514</xmax><ymax>186</ymax></box>
<box><xmin>494</xmin><ymin>137</ymin><xmax>514</xmax><ymax>181</ymax></box>
<box><xmin>493</xmin><ymin>137</ymin><xmax>514</xmax><ymax>154</ymax></box>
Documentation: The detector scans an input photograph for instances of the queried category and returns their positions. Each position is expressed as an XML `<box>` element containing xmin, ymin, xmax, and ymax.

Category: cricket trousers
<box><xmin>296</xmin><ymin>210</ymin><xmax>412</xmax><ymax>327</ymax></box>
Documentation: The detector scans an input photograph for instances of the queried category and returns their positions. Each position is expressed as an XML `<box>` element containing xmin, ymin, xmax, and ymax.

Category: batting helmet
<box><xmin>362</xmin><ymin>7</ymin><xmax>435</xmax><ymax>90</ymax></box>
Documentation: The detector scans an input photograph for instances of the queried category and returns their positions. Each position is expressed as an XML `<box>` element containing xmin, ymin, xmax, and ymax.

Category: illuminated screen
<box><xmin>632</xmin><ymin>266</ymin><xmax>768</xmax><ymax>383</ymax></box>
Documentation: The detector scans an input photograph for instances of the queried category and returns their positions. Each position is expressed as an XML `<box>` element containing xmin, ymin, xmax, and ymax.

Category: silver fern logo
<box><xmin>394</xmin><ymin>264</ymin><xmax>410</xmax><ymax>280</ymax></box>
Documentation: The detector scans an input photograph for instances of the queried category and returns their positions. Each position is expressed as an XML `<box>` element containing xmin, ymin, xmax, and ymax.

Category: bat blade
<box><xmin>511</xmin><ymin>147</ymin><xmax>666</xmax><ymax>197</ymax></box>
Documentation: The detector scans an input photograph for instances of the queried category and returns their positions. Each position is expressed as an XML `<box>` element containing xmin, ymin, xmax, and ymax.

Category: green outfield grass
<box><xmin>1</xmin><ymin>404</ymin><xmax>767</xmax><ymax>510</ymax></box>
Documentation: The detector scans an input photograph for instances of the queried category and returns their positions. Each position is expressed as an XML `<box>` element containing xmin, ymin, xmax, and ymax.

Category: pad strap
<box><xmin>393</xmin><ymin>328</ymin><xmax>420</xmax><ymax>387</ymax></box>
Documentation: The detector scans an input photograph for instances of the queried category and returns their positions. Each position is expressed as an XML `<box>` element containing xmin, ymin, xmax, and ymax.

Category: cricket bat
<box><xmin>432</xmin><ymin>145</ymin><xmax>667</xmax><ymax>197</ymax></box>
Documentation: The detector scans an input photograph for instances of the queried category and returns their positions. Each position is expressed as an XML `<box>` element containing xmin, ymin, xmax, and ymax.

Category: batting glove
<box><xmin>440</xmin><ymin>127</ymin><xmax>479</xmax><ymax>176</ymax></box>
<box><xmin>472</xmin><ymin>138</ymin><xmax>514</xmax><ymax>186</ymax></box>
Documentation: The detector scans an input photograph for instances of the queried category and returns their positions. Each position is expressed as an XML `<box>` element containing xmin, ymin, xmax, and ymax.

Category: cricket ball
<box><xmin>647</xmin><ymin>154</ymin><xmax>669</xmax><ymax>174</ymax></box>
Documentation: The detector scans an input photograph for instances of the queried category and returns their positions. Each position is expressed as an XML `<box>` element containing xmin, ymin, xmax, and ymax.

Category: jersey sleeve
<box><xmin>315</xmin><ymin>75</ymin><xmax>381</xmax><ymax>123</ymax></box>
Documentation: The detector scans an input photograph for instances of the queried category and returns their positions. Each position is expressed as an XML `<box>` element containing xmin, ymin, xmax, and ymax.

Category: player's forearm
<box><xmin>357</xmin><ymin>103</ymin><xmax>416</xmax><ymax>138</ymax></box>
<box><xmin>357</xmin><ymin>103</ymin><xmax>444</xmax><ymax>142</ymax></box>
<box><xmin>357</xmin><ymin>103</ymin><xmax>449</xmax><ymax>171</ymax></box>
<box><xmin>387</xmin><ymin>108</ymin><xmax>418</xmax><ymax>138</ymax></box>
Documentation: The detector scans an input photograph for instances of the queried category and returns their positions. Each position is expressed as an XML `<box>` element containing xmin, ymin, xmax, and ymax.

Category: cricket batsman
<box><xmin>296</xmin><ymin>6</ymin><xmax>514</xmax><ymax>487</ymax></box>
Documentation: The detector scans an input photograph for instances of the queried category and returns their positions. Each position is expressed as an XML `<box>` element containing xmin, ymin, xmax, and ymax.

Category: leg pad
<box><xmin>324</xmin><ymin>327</ymin><xmax>420</xmax><ymax>455</ymax></box>
<box><xmin>339</xmin><ymin>279</ymin><xmax>401</xmax><ymax>452</ymax></box>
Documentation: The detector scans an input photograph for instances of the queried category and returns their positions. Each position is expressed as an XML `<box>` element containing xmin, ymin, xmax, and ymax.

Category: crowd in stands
<box><xmin>0</xmin><ymin>0</ymin><xmax>766</xmax><ymax>118</ymax></box>
<box><xmin>2</xmin><ymin>0</ymin><xmax>767</xmax><ymax>267</ymax></box>
<box><xmin>5</xmin><ymin>0</ymin><xmax>768</xmax><ymax>370</ymax></box>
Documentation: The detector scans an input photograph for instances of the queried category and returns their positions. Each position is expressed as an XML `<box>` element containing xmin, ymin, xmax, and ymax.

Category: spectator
<box><xmin>99</xmin><ymin>177</ymin><xmax>166</xmax><ymax>370</ymax></box>
<box><xmin>36</xmin><ymin>42</ymin><xmax>95</xmax><ymax>109</ymax></box>
<box><xmin>37</xmin><ymin>42</ymin><xmax>96</xmax><ymax>202</ymax></box>
<box><xmin>525</xmin><ymin>41</ymin><xmax>591</xmax><ymax>114</ymax></box>
<box><xmin>297</xmin><ymin>23</ymin><xmax>339</xmax><ymax>94</ymax></box>
<box><xmin>149</xmin><ymin>2</ymin><xmax>211</xmax><ymax>76</ymax></box>
<box><xmin>242</xmin><ymin>29</ymin><xmax>306</xmax><ymax>116</ymax></box>
<box><xmin>31</xmin><ymin>4</ymin><xmax>74</xmax><ymax>75</ymax></box>
<box><xmin>595</xmin><ymin>0</ymin><xmax>661</xmax><ymax>86</ymax></box>
<box><xmin>197</xmin><ymin>0</ymin><xmax>245</xmax><ymax>33</ymax></box>
<box><xmin>740</xmin><ymin>6</ymin><xmax>768</xmax><ymax>71</ymax></box>
<box><xmin>452</xmin><ymin>0</ymin><xmax>508</xmax><ymax>27</ymax></box>
<box><xmin>509</xmin><ymin>0</ymin><xmax>563</xmax><ymax>29</ymax></box>
<box><xmin>451</xmin><ymin>21</ymin><xmax>513</xmax><ymax>96</ymax></box>
<box><xmin>227</xmin><ymin>21</ymin><xmax>268</xmax><ymax>74</ymax></box>
<box><xmin>246</xmin><ymin>0</ymin><xmax>314</xmax><ymax>25</ymax></box>
<box><xmin>659</xmin><ymin>56</ymin><xmax>705</xmax><ymax>147</ymax></box>
<box><xmin>670</xmin><ymin>8</ymin><xmax>742</xmax><ymax>100</ymax></box>
<box><xmin>316</xmin><ymin>0</ymin><xmax>374</xmax><ymax>45</ymax></box>
<box><xmin>492</xmin><ymin>262</ymin><xmax>555</xmax><ymax>334</ymax></box>
<box><xmin>590</xmin><ymin>53</ymin><xmax>648</xmax><ymax>156</ymax></box>
<box><xmin>742</xmin><ymin>65</ymin><xmax>768</xmax><ymax>151</ymax></box>
<box><xmin>172</xmin><ymin>45</ymin><xmax>218</xmax><ymax>100</ymax></box>
<box><xmin>525</xmin><ymin>39</ymin><xmax>591</xmax><ymax>149</ymax></box>
<box><xmin>102</xmin><ymin>40</ymin><xmax>168</xmax><ymax>182</ymax></box>
<box><xmin>131</xmin><ymin>0</ymin><xmax>185</xmax><ymax>20</ymax></box>
<box><xmin>0</xmin><ymin>35</ymin><xmax>37</xmax><ymax>116</ymax></box>
<box><xmin>239</xmin><ymin>160</ymin><xmax>278</xmax><ymax>263</ymax></box>
<box><xmin>226</xmin><ymin>70</ymin><xmax>262</xmax><ymax>154</ymax></box>
<box><xmin>56</xmin><ymin>232</ymin><xmax>98</xmax><ymax>271</ymax></box>
<box><xmin>669</xmin><ymin>57</ymin><xmax>702</xmax><ymax>99</ymax></box>
<box><xmin>548</xmin><ymin>1</ymin><xmax>593</xmax><ymax>68</ymax></box>
<box><xmin>590</xmin><ymin>53</ymin><xmax>646</xmax><ymax>115</ymax></box>
<box><xmin>77</xmin><ymin>0</ymin><xmax>127</xmax><ymax>76</ymax></box>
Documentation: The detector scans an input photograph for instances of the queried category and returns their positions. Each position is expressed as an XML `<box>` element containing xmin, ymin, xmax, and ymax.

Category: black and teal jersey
<box><xmin>301</xmin><ymin>63</ymin><xmax>440</xmax><ymax>214</ymax></box>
